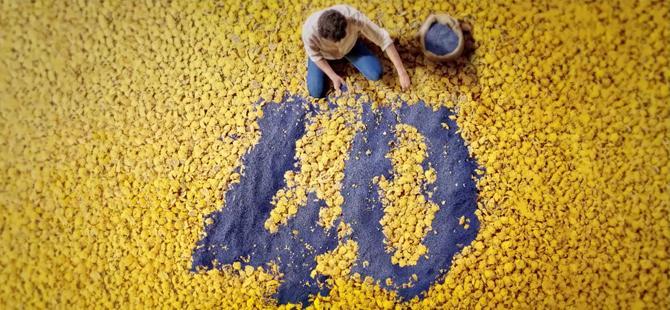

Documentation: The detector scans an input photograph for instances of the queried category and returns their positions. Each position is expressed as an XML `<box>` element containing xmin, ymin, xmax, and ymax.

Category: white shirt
<box><xmin>302</xmin><ymin>5</ymin><xmax>393</xmax><ymax>62</ymax></box>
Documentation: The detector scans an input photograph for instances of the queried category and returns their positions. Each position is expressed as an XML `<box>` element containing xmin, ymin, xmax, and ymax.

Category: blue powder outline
<box><xmin>340</xmin><ymin>101</ymin><xmax>480</xmax><ymax>300</ymax></box>
<box><xmin>191</xmin><ymin>95</ymin><xmax>481</xmax><ymax>305</ymax></box>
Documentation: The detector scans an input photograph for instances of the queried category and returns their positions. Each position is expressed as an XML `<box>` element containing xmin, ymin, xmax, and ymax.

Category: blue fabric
<box><xmin>424</xmin><ymin>22</ymin><xmax>460</xmax><ymax>55</ymax></box>
<box><xmin>306</xmin><ymin>59</ymin><xmax>327</xmax><ymax>98</ymax></box>
<box><xmin>306</xmin><ymin>40</ymin><xmax>383</xmax><ymax>98</ymax></box>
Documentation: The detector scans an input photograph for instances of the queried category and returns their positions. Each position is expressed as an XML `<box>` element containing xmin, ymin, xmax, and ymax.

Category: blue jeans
<box><xmin>306</xmin><ymin>40</ymin><xmax>383</xmax><ymax>98</ymax></box>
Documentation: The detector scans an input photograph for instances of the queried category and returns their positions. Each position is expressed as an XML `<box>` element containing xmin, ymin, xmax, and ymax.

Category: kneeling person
<box><xmin>302</xmin><ymin>5</ymin><xmax>410</xmax><ymax>98</ymax></box>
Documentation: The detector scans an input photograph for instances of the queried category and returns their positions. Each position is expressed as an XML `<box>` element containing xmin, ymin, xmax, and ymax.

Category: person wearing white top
<box><xmin>302</xmin><ymin>5</ymin><xmax>410</xmax><ymax>98</ymax></box>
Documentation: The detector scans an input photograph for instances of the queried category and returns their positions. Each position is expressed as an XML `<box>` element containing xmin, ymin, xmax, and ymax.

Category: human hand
<box><xmin>398</xmin><ymin>70</ymin><xmax>411</xmax><ymax>90</ymax></box>
<box><xmin>331</xmin><ymin>75</ymin><xmax>346</xmax><ymax>95</ymax></box>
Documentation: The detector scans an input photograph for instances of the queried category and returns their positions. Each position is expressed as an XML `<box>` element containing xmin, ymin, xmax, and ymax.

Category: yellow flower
<box><xmin>1</xmin><ymin>0</ymin><xmax>667</xmax><ymax>308</ymax></box>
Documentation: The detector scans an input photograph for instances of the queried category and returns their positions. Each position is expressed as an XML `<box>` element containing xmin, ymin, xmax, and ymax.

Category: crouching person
<box><xmin>302</xmin><ymin>5</ymin><xmax>410</xmax><ymax>98</ymax></box>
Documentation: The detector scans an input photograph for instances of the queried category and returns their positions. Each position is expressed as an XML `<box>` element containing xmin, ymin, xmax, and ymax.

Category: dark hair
<box><xmin>318</xmin><ymin>10</ymin><xmax>347</xmax><ymax>42</ymax></box>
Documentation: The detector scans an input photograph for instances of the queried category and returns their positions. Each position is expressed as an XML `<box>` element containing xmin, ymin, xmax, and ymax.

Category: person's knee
<box><xmin>368</xmin><ymin>67</ymin><xmax>382</xmax><ymax>81</ymax></box>
<box><xmin>364</xmin><ymin>61</ymin><xmax>383</xmax><ymax>81</ymax></box>
<box><xmin>308</xmin><ymin>82</ymin><xmax>326</xmax><ymax>98</ymax></box>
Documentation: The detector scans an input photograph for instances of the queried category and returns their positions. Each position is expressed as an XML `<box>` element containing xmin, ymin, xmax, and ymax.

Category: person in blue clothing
<box><xmin>302</xmin><ymin>4</ymin><xmax>411</xmax><ymax>98</ymax></box>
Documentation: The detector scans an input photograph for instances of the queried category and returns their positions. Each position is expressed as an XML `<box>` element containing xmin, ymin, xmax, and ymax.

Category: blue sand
<box><xmin>424</xmin><ymin>22</ymin><xmax>460</xmax><ymax>55</ymax></box>
<box><xmin>191</xmin><ymin>96</ymin><xmax>339</xmax><ymax>304</ymax></box>
<box><xmin>341</xmin><ymin>102</ymin><xmax>479</xmax><ymax>299</ymax></box>
<box><xmin>192</xmin><ymin>96</ymin><xmax>480</xmax><ymax>305</ymax></box>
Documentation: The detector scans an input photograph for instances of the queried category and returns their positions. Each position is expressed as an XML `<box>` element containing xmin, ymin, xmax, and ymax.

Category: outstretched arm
<box><xmin>347</xmin><ymin>4</ymin><xmax>410</xmax><ymax>91</ymax></box>
<box><xmin>384</xmin><ymin>44</ymin><xmax>410</xmax><ymax>90</ymax></box>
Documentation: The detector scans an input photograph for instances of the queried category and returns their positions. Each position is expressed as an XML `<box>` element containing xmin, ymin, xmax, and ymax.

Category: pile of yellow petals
<box><xmin>377</xmin><ymin>124</ymin><xmax>438</xmax><ymax>267</ymax></box>
<box><xmin>266</xmin><ymin>104</ymin><xmax>360</xmax><ymax>233</ymax></box>
<box><xmin>0</xmin><ymin>0</ymin><xmax>668</xmax><ymax>308</ymax></box>
<box><xmin>313</xmin><ymin>240</ymin><xmax>359</xmax><ymax>279</ymax></box>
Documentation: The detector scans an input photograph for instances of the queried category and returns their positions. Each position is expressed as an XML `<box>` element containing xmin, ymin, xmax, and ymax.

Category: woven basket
<box><xmin>419</xmin><ymin>13</ymin><xmax>464</xmax><ymax>61</ymax></box>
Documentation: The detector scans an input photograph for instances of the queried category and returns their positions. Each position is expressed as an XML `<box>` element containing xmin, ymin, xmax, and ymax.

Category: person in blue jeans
<box><xmin>302</xmin><ymin>5</ymin><xmax>411</xmax><ymax>98</ymax></box>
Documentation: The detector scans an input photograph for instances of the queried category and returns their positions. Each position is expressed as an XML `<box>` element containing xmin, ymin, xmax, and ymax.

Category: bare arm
<box><xmin>385</xmin><ymin>44</ymin><xmax>410</xmax><ymax>90</ymax></box>
<box><xmin>315</xmin><ymin>59</ymin><xmax>346</xmax><ymax>94</ymax></box>
<box><xmin>314</xmin><ymin>59</ymin><xmax>338</xmax><ymax>80</ymax></box>
<box><xmin>346</xmin><ymin>5</ymin><xmax>410</xmax><ymax>90</ymax></box>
